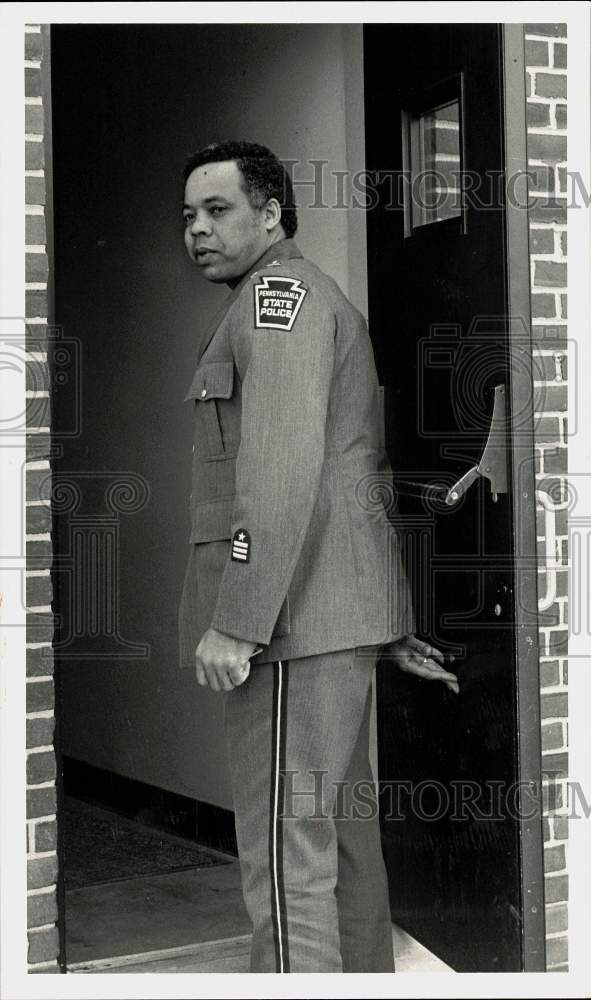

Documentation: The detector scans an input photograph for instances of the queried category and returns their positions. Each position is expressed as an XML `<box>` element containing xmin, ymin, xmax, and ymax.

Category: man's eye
<box><xmin>183</xmin><ymin>214</ymin><xmax>194</xmax><ymax>226</ymax></box>
<box><xmin>210</xmin><ymin>206</ymin><xmax>226</xmax><ymax>216</ymax></box>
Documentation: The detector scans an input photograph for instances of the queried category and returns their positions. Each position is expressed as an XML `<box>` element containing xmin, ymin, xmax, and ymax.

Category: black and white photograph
<box><xmin>0</xmin><ymin>3</ymin><xmax>590</xmax><ymax>997</ymax></box>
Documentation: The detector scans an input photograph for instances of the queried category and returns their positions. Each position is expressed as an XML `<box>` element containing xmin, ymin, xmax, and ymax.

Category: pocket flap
<box><xmin>184</xmin><ymin>361</ymin><xmax>234</xmax><ymax>402</ymax></box>
<box><xmin>190</xmin><ymin>498</ymin><xmax>234</xmax><ymax>542</ymax></box>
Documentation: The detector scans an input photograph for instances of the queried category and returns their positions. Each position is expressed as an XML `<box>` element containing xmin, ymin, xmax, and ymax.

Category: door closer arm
<box><xmin>445</xmin><ymin>384</ymin><xmax>509</xmax><ymax>506</ymax></box>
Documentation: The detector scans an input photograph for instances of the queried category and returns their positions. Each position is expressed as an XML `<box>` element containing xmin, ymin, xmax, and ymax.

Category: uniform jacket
<box><xmin>178</xmin><ymin>238</ymin><xmax>415</xmax><ymax>668</ymax></box>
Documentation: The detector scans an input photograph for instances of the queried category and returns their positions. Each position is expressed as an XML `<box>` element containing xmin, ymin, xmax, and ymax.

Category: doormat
<box><xmin>63</xmin><ymin>804</ymin><xmax>230</xmax><ymax>890</ymax></box>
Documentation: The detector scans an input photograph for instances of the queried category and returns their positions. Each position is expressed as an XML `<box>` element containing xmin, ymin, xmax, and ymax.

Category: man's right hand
<box><xmin>195</xmin><ymin>627</ymin><xmax>257</xmax><ymax>691</ymax></box>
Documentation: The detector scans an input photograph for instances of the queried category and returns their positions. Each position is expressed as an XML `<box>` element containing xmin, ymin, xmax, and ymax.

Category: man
<box><xmin>178</xmin><ymin>141</ymin><xmax>458</xmax><ymax>973</ymax></box>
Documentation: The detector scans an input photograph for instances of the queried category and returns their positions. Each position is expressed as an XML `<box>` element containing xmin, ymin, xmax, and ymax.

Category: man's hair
<box><xmin>183</xmin><ymin>141</ymin><xmax>298</xmax><ymax>239</ymax></box>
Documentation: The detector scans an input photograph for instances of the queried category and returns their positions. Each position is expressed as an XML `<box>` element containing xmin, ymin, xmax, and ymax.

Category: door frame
<box><xmin>501</xmin><ymin>23</ymin><xmax>546</xmax><ymax>971</ymax></box>
<box><xmin>43</xmin><ymin>20</ymin><xmax>546</xmax><ymax>974</ymax></box>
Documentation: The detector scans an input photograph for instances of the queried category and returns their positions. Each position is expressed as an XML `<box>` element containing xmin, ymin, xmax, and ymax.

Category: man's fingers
<box><xmin>195</xmin><ymin>657</ymin><xmax>207</xmax><ymax>686</ymax></box>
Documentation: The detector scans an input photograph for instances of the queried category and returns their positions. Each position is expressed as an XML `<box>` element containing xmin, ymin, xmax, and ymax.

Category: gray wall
<box><xmin>55</xmin><ymin>23</ymin><xmax>367</xmax><ymax>809</ymax></box>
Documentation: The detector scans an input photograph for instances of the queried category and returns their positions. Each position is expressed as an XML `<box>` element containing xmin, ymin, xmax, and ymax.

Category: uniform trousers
<box><xmin>223</xmin><ymin>646</ymin><xmax>395</xmax><ymax>973</ymax></box>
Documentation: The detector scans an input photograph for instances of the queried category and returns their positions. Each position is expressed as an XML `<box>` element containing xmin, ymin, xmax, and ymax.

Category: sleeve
<box><xmin>209</xmin><ymin>272</ymin><xmax>336</xmax><ymax>645</ymax></box>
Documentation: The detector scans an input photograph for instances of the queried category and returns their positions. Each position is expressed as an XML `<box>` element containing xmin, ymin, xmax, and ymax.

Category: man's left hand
<box><xmin>384</xmin><ymin>634</ymin><xmax>459</xmax><ymax>694</ymax></box>
<box><xmin>195</xmin><ymin>627</ymin><xmax>258</xmax><ymax>691</ymax></box>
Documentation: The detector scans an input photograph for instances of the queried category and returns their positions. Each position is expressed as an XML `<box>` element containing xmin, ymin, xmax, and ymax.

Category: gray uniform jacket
<box><xmin>178</xmin><ymin>238</ymin><xmax>415</xmax><ymax>668</ymax></box>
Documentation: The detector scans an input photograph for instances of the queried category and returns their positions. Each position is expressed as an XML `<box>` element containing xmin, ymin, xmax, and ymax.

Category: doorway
<box><xmin>49</xmin><ymin>21</ymin><xmax>543</xmax><ymax>972</ymax></box>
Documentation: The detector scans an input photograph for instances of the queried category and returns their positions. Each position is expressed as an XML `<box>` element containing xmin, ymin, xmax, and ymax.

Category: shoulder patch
<box><xmin>253</xmin><ymin>275</ymin><xmax>308</xmax><ymax>331</ymax></box>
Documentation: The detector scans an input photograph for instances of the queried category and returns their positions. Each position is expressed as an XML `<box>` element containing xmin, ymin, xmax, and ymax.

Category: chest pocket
<box><xmin>184</xmin><ymin>361</ymin><xmax>235</xmax><ymax>461</ymax></box>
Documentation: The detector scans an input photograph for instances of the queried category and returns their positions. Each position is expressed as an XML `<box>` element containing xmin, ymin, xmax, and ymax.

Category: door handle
<box><xmin>445</xmin><ymin>384</ymin><xmax>509</xmax><ymax>506</ymax></box>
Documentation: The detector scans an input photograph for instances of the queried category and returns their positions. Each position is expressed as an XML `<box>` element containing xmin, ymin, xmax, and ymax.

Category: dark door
<box><xmin>364</xmin><ymin>24</ymin><xmax>527</xmax><ymax>972</ymax></box>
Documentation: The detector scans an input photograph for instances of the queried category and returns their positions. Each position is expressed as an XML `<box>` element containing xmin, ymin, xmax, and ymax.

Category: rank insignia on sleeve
<box><xmin>253</xmin><ymin>275</ymin><xmax>308</xmax><ymax>331</ymax></box>
<box><xmin>231</xmin><ymin>528</ymin><xmax>251</xmax><ymax>563</ymax></box>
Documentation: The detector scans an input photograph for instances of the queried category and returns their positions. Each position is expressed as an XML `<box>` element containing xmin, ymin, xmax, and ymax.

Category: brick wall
<box><xmin>25</xmin><ymin>23</ymin><xmax>60</xmax><ymax>973</ymax></box>
<box><xmin>525</xmin><ymin>22</ymin><xmax>568</xmax><ymax>972</ymax></box>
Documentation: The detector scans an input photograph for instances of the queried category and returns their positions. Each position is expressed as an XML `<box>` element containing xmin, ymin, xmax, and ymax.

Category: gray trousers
<box><xmin>223</xmin><ymin>647</ymin><xmax>395</xmax><ymax>973</ymax></box>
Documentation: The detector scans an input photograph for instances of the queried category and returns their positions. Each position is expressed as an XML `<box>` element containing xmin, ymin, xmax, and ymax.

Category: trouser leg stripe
<box><xmin>269</xmin><ymin>659</ymin><xmax>290</xmax><ymax>972</ymax></box>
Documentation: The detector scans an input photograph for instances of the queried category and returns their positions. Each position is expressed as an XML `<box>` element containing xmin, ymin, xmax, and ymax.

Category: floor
<box><xmin>66</xmin><ymin>857</ymin><xmax>453</xmax><ymax>974</ymax></box>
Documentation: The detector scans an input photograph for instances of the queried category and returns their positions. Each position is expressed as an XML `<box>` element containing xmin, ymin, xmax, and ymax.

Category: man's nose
<box><xmin>191</xmin><ymin>213</ymin><xmax>212</xmax><ymax>236</ymax></box>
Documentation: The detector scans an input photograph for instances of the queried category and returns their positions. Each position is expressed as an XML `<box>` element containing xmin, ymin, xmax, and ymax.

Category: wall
<box><xmin>24</xmin><ymin>23</ymin><xmax>60</xmax><ymax>973</ymax></box>
<box><xmin>51</xmin><ymin>24</ymin><xmax>365</xmax><ymax>811</ymax></box>
<box><xmin>525</xmin><ymin>21</ymin><xmax>568</xmax><ymax>972</ymax></box>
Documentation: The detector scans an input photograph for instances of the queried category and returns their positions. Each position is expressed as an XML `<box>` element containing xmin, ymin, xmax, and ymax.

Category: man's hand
<box><xmin>195</xmin><ymin>627</ymin><xmax>258</xmax><ymax>691</ymax></box>
<box><xmin>384</xmin><ymin>634</ymin><xmax>459</xmax><ymax>694</ymax></box>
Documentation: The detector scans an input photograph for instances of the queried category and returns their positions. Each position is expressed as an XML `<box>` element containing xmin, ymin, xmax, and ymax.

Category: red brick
<box><xmin>533</xmin><ymin>384</ymin><xmax>567</xmax><ymax>412</ymax></box>
<box><xmin>27</xmin><ymin>890</ymin><xmax>57</xmax><ymax>929</ymax></box>
<box><xmin>26</xmin><ymin>539</ymin><xmax>53</xmax><ymax>570</ymax></box>
<box><xmin>526</xmin><ymin>102</ymin><xmax>551</xmax><ymax>128</ymax></box>
<box><xmin>26</xmin><ymin>396</ymin><xmax>51</xmax><ymax>430</ymax></box>
<box><xmin>27</xmin><ymin>925</ymin><xmax>59</xmax><ymax>966</ymax></box>
<box><xmin>527</xmin><ymin>133</ymin><xmax>566</xmax><ymax>162</ymax></box>
<box><xmin>553</xmin><ymin>815</ymin><xmax>568</xmax><ymax>840</ymax></box>
<box><xmin>546</xmin><ymin>935</ymin><xmax>568</xmax><ymax>967</ymax></box>
<box><xmin>25</xmin><ymin>176</ymin><xmax>46</xmax><ymax>206</ymax></box>
<box><xmin>543</xmin><ymin>781</ymin><xmax>563</xmax><ymax>812</ymax></box>
<box><xmin>553</xmin><ymin>43</ymin><xmax>567</xmax><ymax>69</ymax></box>
<box><xmin>556</xmin><ymin>105</ymin><xmax>567</xmax><ymax>130</ymax></box>
<box><xmin>26</xmin><ymin>574</ymin><xmax>52</xmax><ymax>609</ymax></box>
<box><xmin>545</xmin><ymin>903</ymin><xmax>567</xmax><ymax>934</ymax></box>
<box><xmin>27</xmin><ymin>432</ymin><xmax>51</xmax><ymax>462</ymax></box>
<box><xmin>25</xmin><ymin>31</ymin><xmax>43</xmax><ymax>61</ymax></box>
<box><xmin>529</xmin><ymin>163</ymin><xmax>554</xmax><ymax>191</ymax></box>
<box><xmin>528</xmin><ymin>198</ymin><xmax>567</xmax><ymax>225</ymax></box>
<box><xmin>533</xmin><ymin>354</ymin><xmax>567</xmax><ymax>382</ymax></box>
<box><xmin>560</xmin><ymin>295</ymin><xmax>567</xmax><ymax>319</ymax></box>
<box><xmin>535</xmin><ymin>73</ymin><xmax>566</xmax><ymax>99</ymax></box>
<box><xmin>542</xmin><ymin>722</ymin><xmax>564</xmax><ymax>750</ymax></box>
<box><xmin>26</xmin><ymin>469</ymin><xmax>52</xmax><ymax>507</ymax></box>
<box><xmin>525</xmin><ymin>39</ymin><xmax>549</xmax><ymax>65</ymax></box>
<box><xmin>26</xmin><ymin>503</ymin><xmax>51</xmax><ymax>534</ymax></box>
<box><xmin>26</xmin><ymin>679</ymin><xmax>54</xmax><ymax>714</ymax></box>
<box><xmin>33</xmin><ymin>819</ymin><xmax>57</xmax><ymax>853</ymax></box>
<box><xmin>27</xmin><ymin>716</ymin><xmax>55</xmax><ymax>749</ymax></box>
<box><xmin>25</xmin><ymin>67</ymin><xmax>42</xmax><ymax>97</ymax></box>
<box><xmin>27</xmin><ymin>751</ymin><xmax>56</xmax><ymax>786</ymax></box>
<box><xmin>545</xmin><ymin>874</ymin><xmax>568</xmax><ymax>904</ymax></box>
<box><xmin>25</xmin><ymin>141</ymin><xmax>45</xmax><ymax>171</ymax></box>
<box><xmin>543</xmin><ymin>751</ymin><xmax>568</xmax><ymax>775</ymax></box>
<box><xmin>26</xmin><ymin>214</ymin><xmax>46</xmax><ymax>245</ymax></box>
<box><xmin>26</xmin><ymin>611</ymin><xmax>55</xmax><ymax>644</ymax></box>
<box><xmin>541</xmin><ymin>692</ymin><xmax>568</xmax><ymax>719</ymax></box>
<box><xmin>26</xmin><ymin>786</ymin><xmax>57</xmax><ymax>820</ymax></box>
<box><xmin>25</xmin><ymin>289</ymin><xmax>47</xmax><ymax>319</ymax></box>
<box><xmin>530</xmin><ymin>324</ymin><xmax>567</xmax><ymax>348</ymax></box>
<box><xmin>557</xmin><ymin>167</ymin><xmax>567</xmax><ymax>194</ymax></box>
<box><xmin>25</xmin><ymin>105</ymin><xmax>44</xmax><ymax>134</ymax></box>
<box><xmin>529</xmin><ymin>228</ymin><xmax>554</xmax><ymax>254</ymax></box>
<box><xmin>544</xmin><ymin>843</ymin><xmax>566</xmax><ymax>873</ymax></box>
<box><xmin>534</xmin><ymin>261</ymin><xmax>567</xmax><ymax>287</ymax></box>
<box><xmin>26</xmin><ymin>358</ymin><xmax>49</xmax><ymax>392</ymax></box>
<box><xmin>531</xmin><ymin>293</ymin><xmax>557</xmax><ymax>319</ymax></box>
<box><xmin>534</xmin><ymin>415</ymin><xmax>561</xmax><ymax>441</ymax></box>
<box><xmin>27</xmin><ymin>855</ymin><xmax>58</xmax><ymax>891</ymax></box>
<box><xmin>546</xmin><ymin>628</ymin><xmax>567</xmax><ymax>656</ymax></box>
<box><xmin>26</xmin><ymin>646</ymin><xmax>54</xmax><ymax>678</ymax></box>
<box><xmin>540</xmin><ymin>661</ymin><xmax>560</xmax><ymax>687</ymax></box>
<box><xmin>26</xmin><ymin>253</ymin><xmax>49</xmax><ymax>283</ymax></box>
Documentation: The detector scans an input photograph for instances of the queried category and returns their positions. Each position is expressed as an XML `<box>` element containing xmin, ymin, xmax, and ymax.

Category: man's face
<box><xmin>183</xmin><ymin>160</ymin><xmax>271</xmax><ymax>285</ymax></box>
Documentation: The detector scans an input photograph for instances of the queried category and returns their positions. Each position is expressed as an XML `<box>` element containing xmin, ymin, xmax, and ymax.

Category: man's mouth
<box><xmin>195</xmin><ymin>248</ymin><xmax>218</xmax><ymax>261</ymax></box>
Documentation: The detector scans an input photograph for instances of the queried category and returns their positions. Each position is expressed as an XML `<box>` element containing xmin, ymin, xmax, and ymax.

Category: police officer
<box><xmin>178</xmin><ymin>141</ymin><xmax>458</xmax><ymax>973</ymax></box>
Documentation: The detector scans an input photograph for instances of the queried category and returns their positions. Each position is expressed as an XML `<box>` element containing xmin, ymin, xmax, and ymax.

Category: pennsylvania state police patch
<box><xmin>253</xmin><ymin>275</ymin><xmax>308</xmax><ymax>331</ymax></box>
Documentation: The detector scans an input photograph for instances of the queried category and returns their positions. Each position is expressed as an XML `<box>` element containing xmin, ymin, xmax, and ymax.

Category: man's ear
<box><xmin>263</xmin><ymin>198</ymin><xmax>282</xmax><ymax>232</ymax></box>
